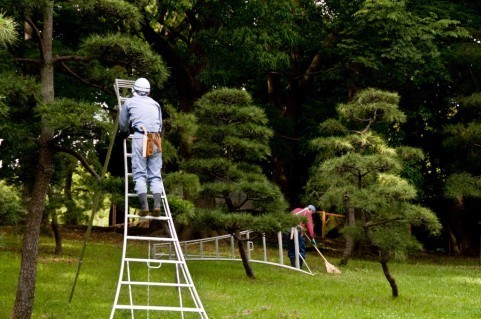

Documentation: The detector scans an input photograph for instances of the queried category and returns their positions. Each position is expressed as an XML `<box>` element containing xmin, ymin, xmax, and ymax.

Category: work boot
<box><xmin>152</xmin><ymin>193</ymin><xmax>161</xmax><ymax>217</ymax></box>
<box><xmin>138</xmin><ymin>193</ymin><xmax>149</xmax><ymax>217</ymax></box>
<box><xmin>139</xmin><ymin>209</ymin><xmax>150</xmax><ymax>217</ymax></box>
<box><xmin>151</xmin><ymin>208</ymin><xmax>160</xmax><ymax>217</ymax></box>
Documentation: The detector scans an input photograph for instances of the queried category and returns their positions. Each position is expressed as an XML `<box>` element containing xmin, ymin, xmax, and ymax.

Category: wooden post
<box><xmin>478</xmin><ymin>222</ymin><xmax>481</xmax><ymax>267</ymax></box>
<box><xmin>321</xmin><ymin>210</ymin><xmax>326</xmax><ymax>239</ymax></box>
<box><xmin>112</xmin><ymin>204</ymin><xmax>116</xmax><ymax>227</ymax></box>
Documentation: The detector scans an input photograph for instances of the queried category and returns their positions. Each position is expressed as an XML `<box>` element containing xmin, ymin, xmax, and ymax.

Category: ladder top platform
<box><xmin>115</xmin><ymin>79</ymin><xmax>135</xmax><ymax>89</ymax></box>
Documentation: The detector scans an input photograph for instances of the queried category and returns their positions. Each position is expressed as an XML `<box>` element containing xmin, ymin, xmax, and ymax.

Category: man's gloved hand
<box><xmin>119</xmin><ymin>130</ymin><xmax>130</xmax><ymax>139</ymax></box>
<box><xmin>311</xmin><ymin>239</ymin><xmax>317</xmax><ymax>246</ymax></box>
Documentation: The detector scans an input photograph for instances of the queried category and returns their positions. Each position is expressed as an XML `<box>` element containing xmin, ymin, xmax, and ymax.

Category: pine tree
<box><xmin>184</xmin><ymin>88</ymin><xmax>292</xmax><ymax>278</ymax></box>
<box><xmin>306</xmin><ymin>88</ymin><xmax>441</xmax><ymax>296</ymax></box>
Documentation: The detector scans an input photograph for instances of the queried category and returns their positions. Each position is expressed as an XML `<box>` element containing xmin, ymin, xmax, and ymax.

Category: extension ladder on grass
<box><xmin>110</xmin><ymin>79</ymin><xmax>208</xmax><ymax>319</ymax></box>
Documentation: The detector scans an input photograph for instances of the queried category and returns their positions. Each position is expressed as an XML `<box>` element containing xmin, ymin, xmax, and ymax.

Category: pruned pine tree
<box><xmin>184</xmin><ymin>88</ymin><xmax>292</xmax><ymax>278</ymax></box>
<box><xmin>306</xmin><ymin>88</ymin><xmax>441</xmax><ymax>297</ymax></box>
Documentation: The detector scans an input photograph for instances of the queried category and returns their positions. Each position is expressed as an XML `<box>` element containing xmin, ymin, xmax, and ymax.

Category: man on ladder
<box><xmin>112</xmin><ymin>78</ymin><xmax>209</xmax><ymax>318</ymax></box>
<box><xmin>119</xmin><ymin>77</ymin><xmax>163</xmax><ymax>217</ymax></box>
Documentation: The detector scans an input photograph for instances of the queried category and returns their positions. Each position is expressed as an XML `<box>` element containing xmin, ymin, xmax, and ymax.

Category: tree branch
<box><xmin>275</xmin><ymin>134</ymin><xmax>301</xmax><ymax>141</ymax></box>
<box><xmin>53</xmin><ymin>55</ymin><xmax>92</xmax><ymax>63</ymax></box>
<box><xmin>13</xmin><ymin>57</ymin><xmax>41</xmax><ymax>64</ymax></box>
<box><xmin>298</xmin><ymin>32</ymin><xmax>337</xmax><ymax>88</ymax></box>
<box><xmin>24</xmin><ymin>17</ymin><xmax>45</xmax><ymax>62</ymax></box>
<box><xmin>59</xmin><ymin>61</ymin><xmax>113</xmax><ymax>95</ymax></box>
<box><xmin>234</xmin><ymin>197</ymin><xmax>250</xmax><ymax>211</ymax></box>
<box><xmin>232</xmin><ymin>232</ymin><xmax>259</xmax><ymax>242</ymax></box>
<box><xmin>365</xmin><ymin>217</ymin><xmax>403</xmax><ymax>228</ymax></box>
<box><xmin>54</xmin><ymin>146</ymin><xmax>101</xmax><ymax>181</ymax></box>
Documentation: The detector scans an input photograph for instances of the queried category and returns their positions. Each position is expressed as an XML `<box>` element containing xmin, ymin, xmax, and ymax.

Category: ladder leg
<box><xmin>126</xmin><ymin>261</ymin><xmax>135</xmax><ymax>319</ymax></box>
<box><xmin>176</xmin><ymin>264</ymin><xmax>185</xmax><ymax>319</ymax></box>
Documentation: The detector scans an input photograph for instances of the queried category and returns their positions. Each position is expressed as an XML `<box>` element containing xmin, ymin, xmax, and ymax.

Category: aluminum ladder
<box><xmin>110</xmin><ymin>79</ymin><xmax>208</xmax><ymax>319</ymax></box>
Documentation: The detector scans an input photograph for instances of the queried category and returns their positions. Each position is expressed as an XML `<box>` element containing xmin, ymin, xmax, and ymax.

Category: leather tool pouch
<box><xmin>146</xmin><ymin>133</ymin><xmax>162</xmax><ymax>156</ymax></box>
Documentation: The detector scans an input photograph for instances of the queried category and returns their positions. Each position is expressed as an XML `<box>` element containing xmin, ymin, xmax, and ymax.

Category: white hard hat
<box><xmin>133</xmin><ymin>78</ymin><xmax>150</xmax><ymax>93</ymax></box>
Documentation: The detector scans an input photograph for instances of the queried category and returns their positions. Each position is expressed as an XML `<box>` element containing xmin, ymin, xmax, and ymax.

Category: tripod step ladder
<box><xmin>110</xmin><ymin>79</ymin><xmax>208</xmax><ymax>319</ymax></box>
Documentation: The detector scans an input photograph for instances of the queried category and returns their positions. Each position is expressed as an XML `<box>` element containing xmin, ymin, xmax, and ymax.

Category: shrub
<box><xmin>0</xmin><ymin>180</ymin><xmax>26</xmax><ymax>225</ymax></box>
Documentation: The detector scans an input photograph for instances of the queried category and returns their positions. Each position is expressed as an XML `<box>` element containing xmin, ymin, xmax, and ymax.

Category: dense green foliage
<box><xmin>0</xmin><ymin>0</ymin><xmax>480</xmax><ymax>250</ymax></box>
<box><xmin>186</xmin><ymin>88</ymin><xmax>287</xmax><ymax>214</ymax></box>
<box><xmin>0</xmin><ymin>182</ymin><xmax>26</xmax><ymax>225</ymax></box>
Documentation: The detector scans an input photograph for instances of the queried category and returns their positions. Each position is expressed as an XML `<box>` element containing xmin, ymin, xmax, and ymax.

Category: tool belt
<box><xmin>146</xmin><ymin>132</ymin><xmax>162</xmax><ymax>156</ymax></box>
<box><xmin>138</xmin><ymin>126</ymin><xmax>162</xmax><ymax>157</ymax></box>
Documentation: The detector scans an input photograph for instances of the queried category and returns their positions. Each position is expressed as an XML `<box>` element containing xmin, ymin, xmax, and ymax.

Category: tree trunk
<box><xmin>340</xmin><ymin>207</ymin><xmax>355</xmax><ymax>265</ymax></box>
<box><xmin>447</xmin><ymin>196</ymin><xmax>464</xmax><ymax>255</ymax></box>
<box><xmin>11</xmin><ymin>2</ymin><xmax>55</xmax><ymax>318</ymax></box>
<box><xmin>63</xmin><ymin>160</ymin><xmax>78</xmax><ymax>225</ymax></box>
<box><xmin>380</xmin><ymin>257</ymin><xmax>398</xmax><ymax>297</ymax></box>
<box><xmin>47</xmin><ymin>188</ymin><xmax>62</xmax><ymax>255</ymax></box>
<box><xmin>271</xmin><ymin>45</ymin><xmax>334</xmax><ymax>204</ymax></box>
<box><xmin>51</xmin><ymin>211</ymin><xmax>62</xmax><ymax>255</ymax></box>
<box><xmin>139</xmin><ymin>20</ymin><xmax>200</xmax><ymax>113</ymax></box>
<box><xmin>11</xmin><ymin>136</ymin><xmax>55</xmax><ymax>319</ymax></box>
<box><xmin>448</xmin><ymin>228</ymin><xmax>462</xmax><ymax>255</ymax></box>
<box><xmin>235</xmin><ymin>230</ymin><xmax>255</xmax><ymax>279</ymax></box>
<box><xmin>109</xmin><ymin>204</ymin><xmax>125</xmax><ymax>227</ymax></box>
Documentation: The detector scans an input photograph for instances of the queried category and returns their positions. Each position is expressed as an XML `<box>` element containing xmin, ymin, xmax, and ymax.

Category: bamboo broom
<box><xmin>305</xmin><ymin>235</ymin><xmax>341</xmax><ymax>274</ymax></box>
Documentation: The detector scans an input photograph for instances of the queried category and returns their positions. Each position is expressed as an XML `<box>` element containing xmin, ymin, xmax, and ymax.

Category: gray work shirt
<box><xmin>119</xmin><ymin>95</ymin><xmax>162</xmax><ymax>136</ymax></box>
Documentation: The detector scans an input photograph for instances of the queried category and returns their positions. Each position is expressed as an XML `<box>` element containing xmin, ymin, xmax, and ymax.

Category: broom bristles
<box><xmin>325</xmin><ymin>261</ymin><xmax>341</xmax><ymax>274</ymax></box>
<box><xmin>304</xmin><ymin>234</ymin><xmax>341</xmax><ymax>274</ymax></box>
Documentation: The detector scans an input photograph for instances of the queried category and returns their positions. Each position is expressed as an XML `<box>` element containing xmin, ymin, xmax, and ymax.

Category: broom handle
<box><xmin>313</xmin><ymin>243</ymin><xmax>328</xmax><ymax>263</ymax></box>
<box><xmin>304</xmin><ymin>234</ymin><xmax>328</xmax><ymax>263</ymax></box>
<box><xmin>294</xmin><ymin>207</ymin><xmax>309</xmax><ymax>215</ymax></box>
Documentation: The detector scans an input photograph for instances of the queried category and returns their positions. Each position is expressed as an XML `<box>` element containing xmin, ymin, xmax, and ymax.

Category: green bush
<box><xmin>0</xmin><ymin>180</ymin><xmax>26</xmax><ymax>225</ymax></box>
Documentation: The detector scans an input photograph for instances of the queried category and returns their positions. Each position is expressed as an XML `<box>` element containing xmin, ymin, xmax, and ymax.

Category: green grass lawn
<box><xmin>1</xmin><ymin>228</ymin><xmax>481</xmax><ymax>319</ymax></box>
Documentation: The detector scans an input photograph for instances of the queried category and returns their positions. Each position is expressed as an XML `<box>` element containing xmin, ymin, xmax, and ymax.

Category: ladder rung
<box><xmin>126</xmin><ymin>193</ymin><xmax>167</xmax><ymax>199</ymax></box>
<box><xmin>124</xmin><ymin>257</ymin><xmax>181</xmax><ymax>264</ymax></box>
<box><xmin>120</xmin><ymin>280</ymin><xmax>193</xmax><ymax>288</ymax></box>
<box><xmin>114</xmin><ymin>305</ymin><xmax>205</xmax><ymax>312</ymax></box>
<box><xmin>126</xmin><ymin>236</ymin><xmax>176</xmax><ymax>242</ymax></box>
<box><xmin>126</xmin><ymin>214</ymin><xmax>169</xmax><ymax>220</ymax></box>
